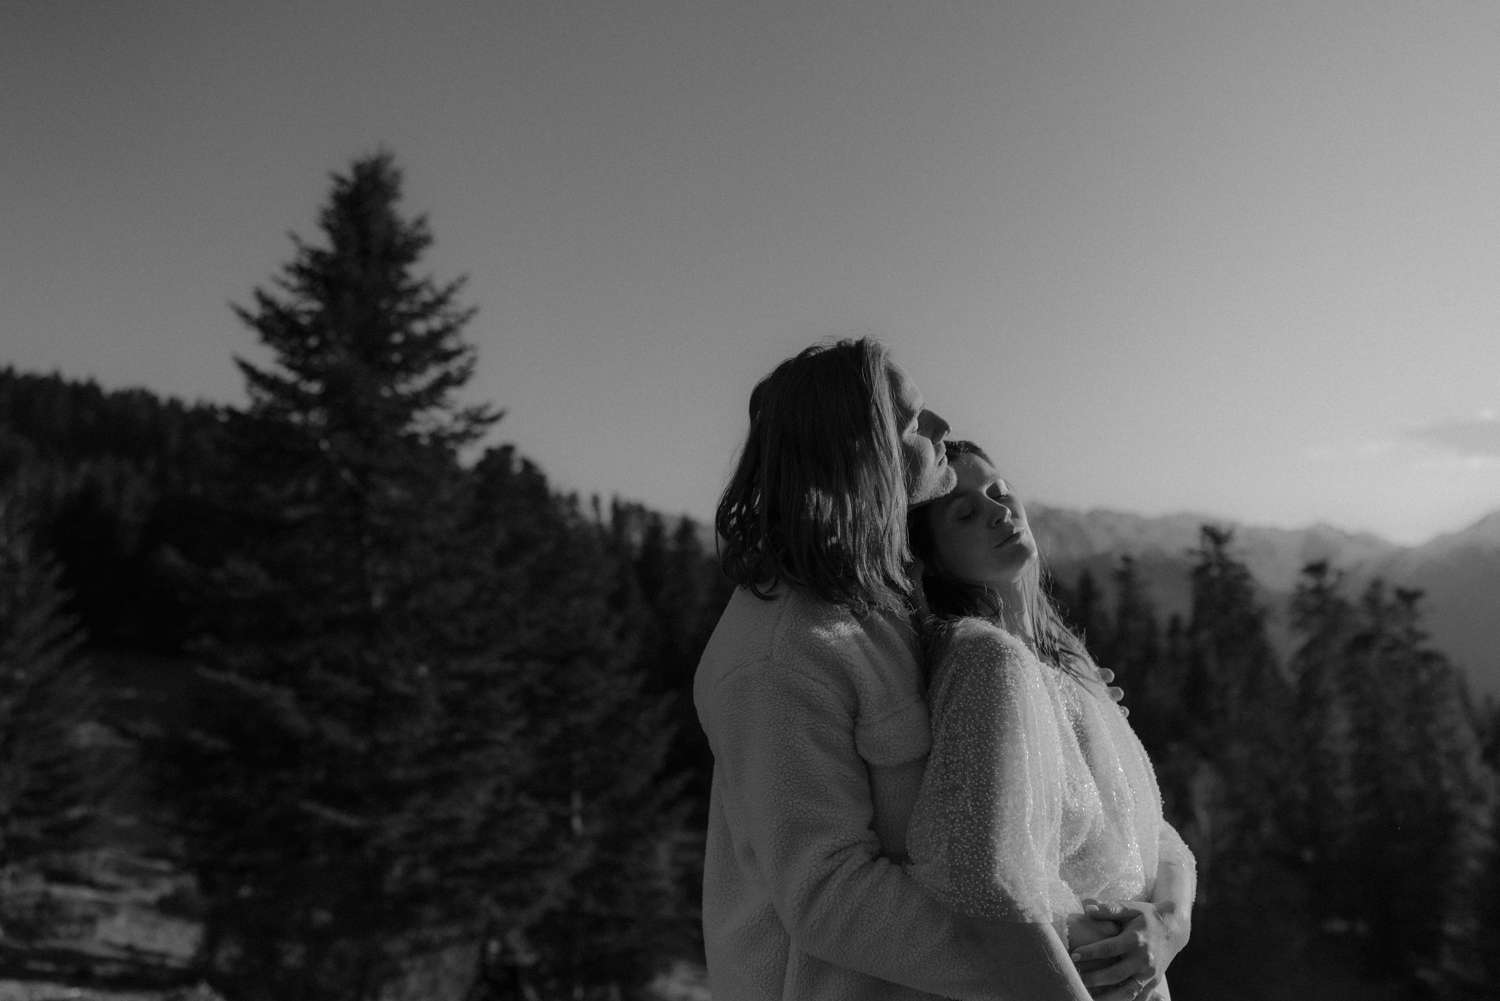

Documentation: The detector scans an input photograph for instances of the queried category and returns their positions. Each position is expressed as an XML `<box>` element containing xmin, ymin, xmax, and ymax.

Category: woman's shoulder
<box><xmin>938</xmin><ymin>616</ymin><xmax>1032</xmax><ymax>660</ymax></box>
<box><xmin>923</xmin><ymin>618</ymin><xmax>1057</xmax><ymax>744</ymax></box>
<box><xmin>929</xmin><ymin>617</ymin><xmax>1040</xmax><ymax>685</ymax></box>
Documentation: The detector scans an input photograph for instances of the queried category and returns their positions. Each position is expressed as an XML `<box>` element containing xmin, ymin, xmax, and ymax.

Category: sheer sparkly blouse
<box><xmin>907</xmin><ymin>617</ymin><xmax>1195</xmax><ymax>939</ymax></box>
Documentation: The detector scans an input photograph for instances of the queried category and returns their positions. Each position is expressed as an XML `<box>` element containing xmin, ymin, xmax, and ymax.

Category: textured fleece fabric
<box><xmin>695</xmin><ymin>586</ymin><xmax>1010</xmax><ymax>1001</ymax></box>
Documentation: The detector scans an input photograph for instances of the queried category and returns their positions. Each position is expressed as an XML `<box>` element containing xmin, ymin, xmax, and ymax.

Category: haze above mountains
<box><xmin>1030</xmin><ymin>505</ymin><xmax>1500</xmax><ymax>697</ymax></box>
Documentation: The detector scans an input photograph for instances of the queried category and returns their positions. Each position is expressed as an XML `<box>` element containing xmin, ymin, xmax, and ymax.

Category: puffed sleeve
<box><xmin>907</xmin><ymin>623</ymin><xmax>1080</xmax><ymax>925</ymax></box>
<box><xmin>1157</xmin><ymin>820</ymin><xmax>1198</xmax><ymax>885</ymax></box>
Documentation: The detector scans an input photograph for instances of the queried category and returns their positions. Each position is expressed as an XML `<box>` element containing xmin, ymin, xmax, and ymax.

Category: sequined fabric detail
<box><xmin>907</xmin><ymin>618</ymin><xmax>1195</xmax><ymax>929</ymax></box>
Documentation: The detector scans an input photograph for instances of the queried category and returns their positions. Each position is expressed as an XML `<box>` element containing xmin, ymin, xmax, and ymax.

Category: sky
<box><xmin>4</xmin><ymin>1</ymin><xmax>1500</xmax><ymax>546</ymax></box>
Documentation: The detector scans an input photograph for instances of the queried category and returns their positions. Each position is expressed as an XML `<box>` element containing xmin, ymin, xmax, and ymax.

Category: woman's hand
<box><xmin>1064</xmin><ymin>912</ymin><xmax>1120</xmax><ymax>975</ymax></box>
<box><xmin>1069</xmin><ymin>898</ymin><xmax>1187</xmax><ymax>1000</ymax></box>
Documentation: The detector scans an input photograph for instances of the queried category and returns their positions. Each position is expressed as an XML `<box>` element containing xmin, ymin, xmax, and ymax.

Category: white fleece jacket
<box><xmin>694</xmin><ymin>586</ymin><xmax>1010</xmax><ymax>1001</ymax></box>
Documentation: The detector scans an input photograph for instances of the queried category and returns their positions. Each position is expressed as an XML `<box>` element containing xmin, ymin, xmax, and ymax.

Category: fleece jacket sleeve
<box><xmin>708</xmin><ymin>651</ymin><xmax>1014</xmax><ymax>1001</ymax></box>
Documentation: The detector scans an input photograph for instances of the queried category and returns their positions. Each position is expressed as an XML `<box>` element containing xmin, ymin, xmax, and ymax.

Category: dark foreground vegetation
<box><xmin>1</xmin><ymin>153</ymin><xmax>1497</xmax><ymax>1000</ymax></box>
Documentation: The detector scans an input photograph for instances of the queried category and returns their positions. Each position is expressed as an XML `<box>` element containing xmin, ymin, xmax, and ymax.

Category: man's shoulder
<box><xmin>763</xmin><ymin>586</ymin><xmax>919</xmax><ymax>668</ymax></box>
<box><xmin>698</xmin><ymin>586</ymin><xmax>919</xmax><ymax>685</ymax></box>
<box><xmin>694</xmin><ymin>586</ymin><xmax>928</xmax><ymax>757</ymax></box>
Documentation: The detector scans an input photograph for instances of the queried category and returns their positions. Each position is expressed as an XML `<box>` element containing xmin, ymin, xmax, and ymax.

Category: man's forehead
<box><xmin>886</xmin><ymin>364</ymin><xmax>922</xmax><ymax>415</ymax></box>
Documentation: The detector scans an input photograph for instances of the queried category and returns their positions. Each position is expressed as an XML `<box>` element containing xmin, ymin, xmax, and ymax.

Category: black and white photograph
<box><xmin>4</xmin><ymin>3</ymin><xmax>1500</xmax><ymax>999</ymax></box>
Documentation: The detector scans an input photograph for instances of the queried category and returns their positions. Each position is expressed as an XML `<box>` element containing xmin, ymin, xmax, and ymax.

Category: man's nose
<box><xmin>927</xmin><ymin>410</ymin><xmax>951</xmax><ymax>443</ymax></box>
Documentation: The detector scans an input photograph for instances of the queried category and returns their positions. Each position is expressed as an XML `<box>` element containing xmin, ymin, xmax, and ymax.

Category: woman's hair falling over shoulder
<box><xmin>909</xmin><ymin>440</ymin><xmax>1095</xmax><ymax>683</ymax></box>
<box><xmin>716</xmin><ymin>337</ymin><xmax>911</xmax><ymax>618</ymax></box>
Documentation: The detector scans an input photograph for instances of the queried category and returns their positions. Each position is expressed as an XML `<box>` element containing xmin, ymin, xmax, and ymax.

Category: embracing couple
<box><xmin>694</xmin><ymin>339</ymin><xmax>1196</xmax><ymax>1001</ymax></box>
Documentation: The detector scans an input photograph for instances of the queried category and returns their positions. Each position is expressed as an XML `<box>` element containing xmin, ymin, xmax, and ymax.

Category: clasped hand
<box><xmin>1068</xmin><ymin>898</ymin><xmax>1182</xmax><ymax>1001</ymax></box>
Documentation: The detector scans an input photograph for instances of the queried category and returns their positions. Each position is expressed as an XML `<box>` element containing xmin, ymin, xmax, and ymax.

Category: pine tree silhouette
<box><xmin>1290</xmin><ymin>566</ymin><xmax>1494</xmax><ymax>994</ymax></box>
<box><xmin>0</xmin><ymin>484</ymin><xmax>99</xmax><ymax>876</ymax></box>
<box><xmin>1289</xmin><ymin>561</ymin><xmax>1361</xmax><ymax>940</ymax></box>
<box><xmin>150</xmin><ymin>153</ymin><xmax>505</xmax><ymax>1001</ymax></box>
<box><xmin>1178</xmin><ymin>528</ymin><xmax>1304</xmax><ymax>957</ymax></box>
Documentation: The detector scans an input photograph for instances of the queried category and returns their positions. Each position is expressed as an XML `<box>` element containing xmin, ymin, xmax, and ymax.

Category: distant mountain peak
<box><xmin>1028</xmin><ymin>504</ymin><xmax>1406</xmax><ymax>593</ymax></box>
<box><xmin>1416</xmin><ymin>509</ymin><xmax>1500</xmax><ymax>556</ymax></box>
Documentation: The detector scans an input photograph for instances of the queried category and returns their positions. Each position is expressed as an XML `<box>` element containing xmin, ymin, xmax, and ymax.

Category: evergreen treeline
<box><xmin>2</xmin><ymin>150</ymin><xmax>1497</xmax><ymax>999</ymax></box>
<box><xmin>1051</xmin><ymin>535</ymin><xmax>1500</xmax><ymax>998</ymax></box>
<box><xmin>0</xmin><ymin>154</ymin><xmax>725</xmax><ymax>1001</ymax></box>
<box><xmin>0</xmin><ymin>364</ymin><xmax>223</xmax><ymax>651</ymax></box>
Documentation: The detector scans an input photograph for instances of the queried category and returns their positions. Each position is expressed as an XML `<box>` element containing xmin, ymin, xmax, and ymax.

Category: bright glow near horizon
<box><xmin>4</xmin><ymin>2</ymin><xmax>1499</xmax><ymax>546</ymax></box>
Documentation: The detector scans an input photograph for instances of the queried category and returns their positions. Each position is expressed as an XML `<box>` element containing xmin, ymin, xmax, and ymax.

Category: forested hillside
<box><xmin>0</xmin><ymin>155</ymin><xmax>728</xmax><ymax>1001</ymax></box>
<box><xmin>1048</xmin><ymin>544</ymin><xmax>1498</xmax><ymax>998</ymax></box>
<box><xmin>1033</xmin><ymin>505</ymin><xmax>1500</xmax><ymax>696</ymax></box>
<box><xmin>3</xmin><ymin>153</ymin><xmax>1498</xmax><ymax>999</ymax></box>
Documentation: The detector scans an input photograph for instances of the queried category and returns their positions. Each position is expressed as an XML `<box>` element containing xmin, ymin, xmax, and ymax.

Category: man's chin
<box><xmin>908</xmin><ymin>467</ymin><xmax>959</xmax><ymax>507</ymax></box>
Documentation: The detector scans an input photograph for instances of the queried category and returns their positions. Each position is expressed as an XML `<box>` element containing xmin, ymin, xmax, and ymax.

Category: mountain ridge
<box><xmin>1028</xmin><ymin>504</ymin><xmax>1500</xmax><ymax>697</ymax></box>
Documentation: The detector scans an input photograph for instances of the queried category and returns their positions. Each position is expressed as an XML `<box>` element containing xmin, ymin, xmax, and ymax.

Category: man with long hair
<box><xmin>696</xmin><ymin>337</ymin><xmax>1006</xmax><ymax>1000</ymax></box>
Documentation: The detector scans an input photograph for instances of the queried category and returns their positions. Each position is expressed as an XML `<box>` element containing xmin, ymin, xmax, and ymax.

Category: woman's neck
<box><xmin>994</xmin><ymin>581</ymin><xmax>1032</xmax><ymax>643</ymax></box>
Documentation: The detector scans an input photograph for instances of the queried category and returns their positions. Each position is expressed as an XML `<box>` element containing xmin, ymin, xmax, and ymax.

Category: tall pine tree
<box><xmin>1177</xmin><ymin>528</ymin><xmax>1303</xmax><ymax>956</ymax></box>
<box><xmin>152</xmin><ymin>153</ymin><xmax>504</xmax><ymax>1001</ymax></box>
<box><xmin>152</xmin><ymin>155</ymin><xmax>694</xmax><ymax>1001</ymax></box>
<box><xmin>1288</xmin><ymin>561</ymin><xmax>1361</xmax><ymax>945</ymax></box>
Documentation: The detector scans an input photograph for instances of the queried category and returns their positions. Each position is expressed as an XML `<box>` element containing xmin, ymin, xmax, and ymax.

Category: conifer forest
<box><xmin>3</xmin><ymin>154</ymin><xmax>1498</xmax><ymax>1000</ymax></box>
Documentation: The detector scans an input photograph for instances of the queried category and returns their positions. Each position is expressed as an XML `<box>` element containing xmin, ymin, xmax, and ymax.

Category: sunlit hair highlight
<box><xmin>908</xmin><ymin>440</ymin><xmax>1094</xmax><ymax>683</ymax></box>
<box><xmin>716</xmin><ymin>338</ymin><xmax>911</xmax><ymax>617</ymax></box>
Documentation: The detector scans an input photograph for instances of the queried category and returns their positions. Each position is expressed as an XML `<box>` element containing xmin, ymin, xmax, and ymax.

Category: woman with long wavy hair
<box><xmin>904</xmin><ymin>440</ymin><xmax>1197</xmax><ymax>1001</ymax></box>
